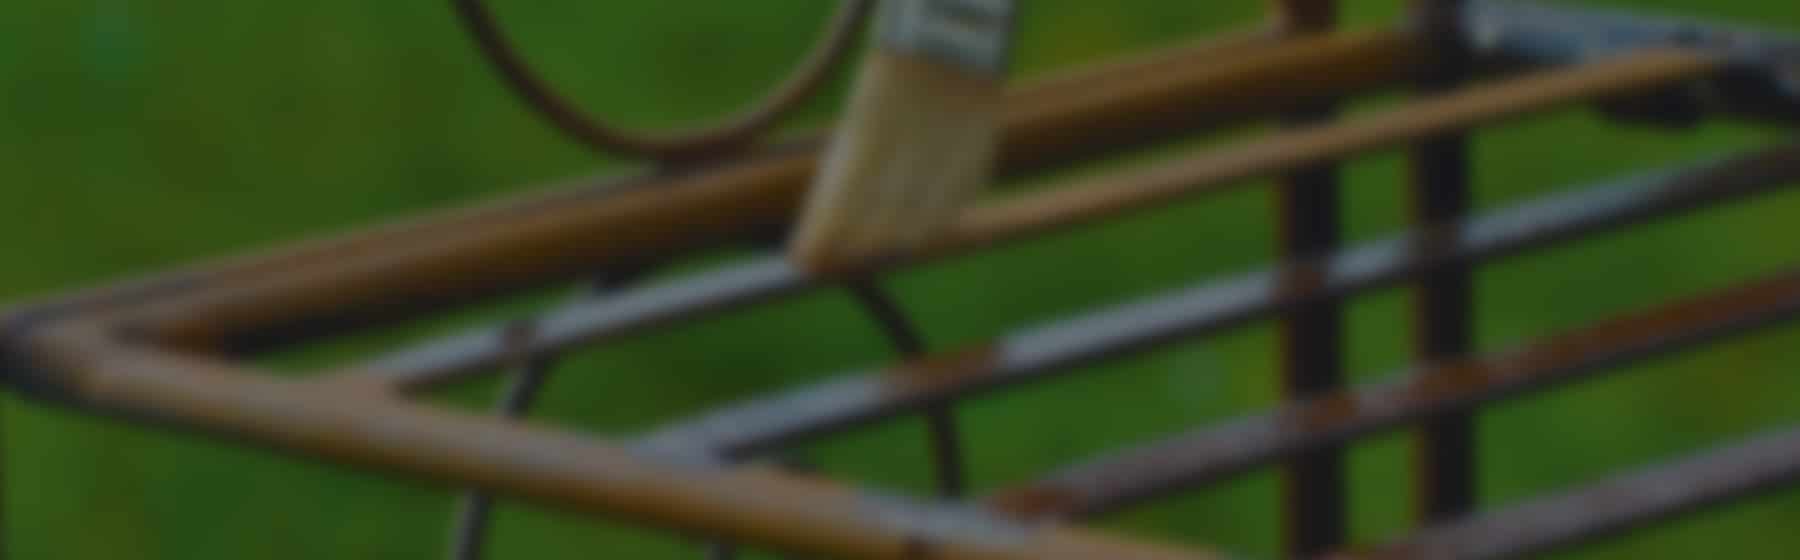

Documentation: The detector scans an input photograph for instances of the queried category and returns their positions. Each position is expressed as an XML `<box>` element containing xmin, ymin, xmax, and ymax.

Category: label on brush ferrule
<box><xmin>877</xmin><ymin>0</ymin><xmax>1015</xmax><ymax>75</ymax></box>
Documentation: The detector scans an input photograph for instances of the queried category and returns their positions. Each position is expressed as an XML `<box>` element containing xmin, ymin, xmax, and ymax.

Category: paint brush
<box><xmin>788</xmin><ymin>0</ymin><xmax>1015</xmax><ymax>273</ymax></box>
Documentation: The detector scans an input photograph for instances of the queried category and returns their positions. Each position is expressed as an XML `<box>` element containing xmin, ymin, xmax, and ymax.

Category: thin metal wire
<box><xmin>452</xmin><ymin>0</ymin><xmax>873</xmax><ymax>162</ymax></box>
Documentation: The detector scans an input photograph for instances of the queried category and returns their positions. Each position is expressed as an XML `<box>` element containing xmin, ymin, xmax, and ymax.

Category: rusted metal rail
<box><xmin>340</xmin><ymin>48</ymin><xmax>1724</xmax><ymax>393</ymax></box>
<box><xmin>990</xmin><ymin>266</ymin><xmax>1800</xmax><ymax>519</ymax></box>
<box><xmin>16</xmin><ymin>27</ymin><xmax>1420</xmax><ymax>354</ymax></box>
<box><xmin>1267</xmin><ymin>1</ymin><xmax>1352</xmax><ymax>553</ymax></box>
<box><xmin>632</xmin><ymin>141</ymin><xmax>1800</xmax><ymax>467</ymax></box>
<box><xmin>1353</xmin><ymin>425</ymin><xmax>1800</xmax><ymax>560</ymax></box>
<box><xmin>4</xmin><ymin>1</ymin><xmax>1800</xmax><ymax>559</ymax></box>
<box><xmin>1407</xmin><ymin>0</ymin><xmax>1480</xmax><ymax>526</ymax></box>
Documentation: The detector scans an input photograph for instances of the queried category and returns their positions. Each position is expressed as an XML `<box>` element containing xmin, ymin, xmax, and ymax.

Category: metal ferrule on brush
<box><xmin>877</xmin><ymin>0</ymin><xmax>1016</xmax><ymax>76</ymax></box>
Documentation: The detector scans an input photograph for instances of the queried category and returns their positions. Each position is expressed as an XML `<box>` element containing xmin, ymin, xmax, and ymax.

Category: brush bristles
<box><xmin>788</xmin><ymin>51</ymin><xmax>1002</xmax><ymax>274</ymax></box>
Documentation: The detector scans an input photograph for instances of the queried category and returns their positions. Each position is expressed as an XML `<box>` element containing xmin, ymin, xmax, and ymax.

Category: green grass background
<box><xmin>3</xmin><ymin>0</ymin><xmax>1799</xmax><ymax>558</ymax></box>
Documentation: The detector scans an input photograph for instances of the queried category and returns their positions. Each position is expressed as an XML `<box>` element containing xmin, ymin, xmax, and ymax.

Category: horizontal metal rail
<box><xmin>344</xmin><ymin>50</ymin><xmax>1727</xmax><ymax>393</ymax></box>
<box><xmin>0</xmin><ymin>21</ymin><xmax>1280</xmax><ymax>346</ymax></box>
<box><xmin>0</xmin><ymin>28</ymin><xmax>1420</xmax><ymax>353</ymax></box>
<box><xmin>1351</xmin><ymin>426</ymin><xmax>1800</xmax><ymax>560</ymax></box>
<box><xmin>989</xmin><ymin>267</ymin><xmax>1800</xmax><ymax>519</ymax></box>
<box><xmin>0</xmin><ymin>27</ymin><xmax>1382</xmax><ymax>344</ymax></box>
<box><xmin>1</xmin><ymin>5</ymin><xmax>1794</xmax><ymax>558</ymax></box>
<box><xmin>1462</xmin><ymin>0</ymin><xmax>1800</xmax><ymax>123</ymax></box>
<box><xmin>632</xmin><ymin>143</ymin><xmax>1800</xmax><ymax>463</ymax></box>
<box><xmin>14</xmin><ymin>322</ymin><xmax>1222</xmax><ymax>560</ymax></box>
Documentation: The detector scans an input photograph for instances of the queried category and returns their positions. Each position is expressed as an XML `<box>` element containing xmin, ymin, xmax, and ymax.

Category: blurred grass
<box><xmin>3</xmin><ymin>1</ymin><xmax>1800</xmax><ymax>558</ymax></box>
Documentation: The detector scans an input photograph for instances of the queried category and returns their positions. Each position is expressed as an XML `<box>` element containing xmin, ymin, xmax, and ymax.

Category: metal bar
<box><xmin>943</xmin><ymin>49</ymin><xmax>1714</xmax><ymax>250</ymax></box>
<box><xmin>11</xmin><ymin>29</ymin><xmax>1416</xmax><ymax>353</ymax></box>
<box><xmin>846</xmin><ymin>281</ymin><xmax>928</xmax><ymax>357</ymax></box>
<box><xmin>1012</xmin><ymin>26</ymin><xmax>1278</xmax><ymax>96</ymax></box>
<box><xmin>1460</xmin><ymin>0</ymin><xmax>1800</xmax><ymax>123</ymax></box>
<box><xmin>1354</xmin><ymin>426</ymin><xmax>1800</xmax><ymax>560</ymax></box>
<box><xmin>629</xmin><ymin>143</ymin><xmax>1800</xmax><ymax>465</ymax></box>
<box><xmin>997</xmin><ymin>29</ymin><xmax>1417</xmax><ymax>176</ymax></box>
<box><xmin>360</xmin><ymin>258</ymin><xmax>808</xmax><ymax>392</ymax></box>
<box><xmin>0</xmin><ymin>22</ymin><xmax>1326</xmax><ymax>353</ymax></box>
<box><xmin>449</xmin><ymin>345</ymin><xmax>557</xmax><ymax>560</ymax></box>
<box><xmin>990</xmin><ymin>267</ymin><xmax>1800</xmax><ymax>520</ymax></box>
<box><xmin>846</xmin><ymin>281</ymin><xmax>968</xmax><ymax>498</ymax></box>
<box><xmin>921</xmin><ymin>401</ymin><xmax>968</xmax><ymax>498</ymax></box>
<box><xmin>8</xmin><ymin>26</ymin><xmax>1400</xmax><ymax>357</ymax></box>
<box><xmin>449</xmin><ymin>274</ymin><xmax>636</xmax><ymax>560</ymax></box>
<box><xmin>1407</xmin><ymin>0</ymin><xmax>1478</xmax><ymax>523</ymax></box>
<box><xmin>15</xmin><ymin>325</ymin><xmax>1221</xmax><ymax>560</ymax></box>
<box><xmin>1461</xmin><ymin>0</ymin><xmax>1800</xmax><ymax>69</ymax></box>
<box><xmin>1267</xmin><ymin>0</ymin><xmax>1350</xmax><ymax>553</ymax></box>
<box><xmin>342</xmin><ymin>51</ymin><xmax>1723</xmax><ymax>393</ymax></box>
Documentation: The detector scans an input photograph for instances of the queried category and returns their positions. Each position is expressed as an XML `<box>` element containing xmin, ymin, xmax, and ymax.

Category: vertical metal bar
<box><xmin>1267</xmin><ymin>1</ymin><xmax>1347</xmax><ymax>556</ymax></box>
<box><xmin>1407</xmin><ymin>0</ymin><xmax>1478</xmax><ymax>523</ymax></box>
<box><xmin>921</xmin><ymin>404</ymin><xmax>968</xmax><ymax>498</ymax></box>
<box><xmin>846</xmin><ymin>280</ymin><xmax>967</xmax><ymax>498</ymax></box>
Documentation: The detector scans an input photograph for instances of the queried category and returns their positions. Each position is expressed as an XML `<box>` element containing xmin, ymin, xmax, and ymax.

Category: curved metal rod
<box><xmin>452</xmin><ymin>0</ymin><xmax>873</xmax><ymax>162</ymax></box>
<box><xmin>448</xmin><ymin>274</ymin><xmax>642</xmax><ymax>560</ymax></box>
<box><xmin>701</xmin><ymin>260</ymin><xmax>961</xmax><ymax>560</ymax></box>
<box><xmin>447</xmin><ymin>338</ymin><xmax>556</xmax><ymax>560</ymax></box>
<box><xmin>844</xmin><ymin>279</ymin><xmax>967</xmax><ymax>498</ymax></box>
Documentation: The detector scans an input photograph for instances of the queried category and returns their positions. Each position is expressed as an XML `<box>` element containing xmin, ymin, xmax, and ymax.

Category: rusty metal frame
<box><xmin>1405</xmin><ymin>0</ymin><xmax>1481</xmax><ymax>528</ymax></box>
<box><xmin>1267</xmin><ymin>1</ymin><xmax>1352</xmax><ymax>554</ymax></box>
<box><xmin>4</xmin><ymin>2</ymin><xmax>1800</xmax><ymax>559</ymax></box>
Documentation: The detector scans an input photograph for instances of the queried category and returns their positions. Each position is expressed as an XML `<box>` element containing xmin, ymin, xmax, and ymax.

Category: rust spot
<box><xmin>1404</xmin><ymin>222</ymin><xmax>1462</xmax><ymax>264</ymax></box>
<box><xmin>499</xmin><ymin>318</ymin><xmax>539</xmax><ymax>368</ymax></box>
<box><xmin>885</xmin><ymin>344</ymin><xmax>1002</xmax><ymax>394</ymax></box>
<box><xmin>1401</xmin><ymin>361</ymin><xmax>1489</xmax><ymax>404</ymax></box>
<box><xmin>901</xmin><ymin>535</ymin><xmax>936</xmax><ymax>559</ymax></box>
<box><xmin>985</xmin><ymin>484</ymin><xmax>1082</xmax><ymax>520</ymax></box>
<box><xmin>1272</xmin><ymin>260</ymin><xmax>1329</xmax><ymax>298</ymax></box>
<box><xmin>1295</xmin><ymin>393</ymin><xmax>1361</xmax><ymax>432</ymax></box>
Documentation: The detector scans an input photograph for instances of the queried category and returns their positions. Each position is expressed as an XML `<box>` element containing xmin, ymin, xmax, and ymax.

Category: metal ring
<box><xmin>453</xmin><ymin>0</ymin><xmax>874</xmax><ymax>162</ymax></box>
